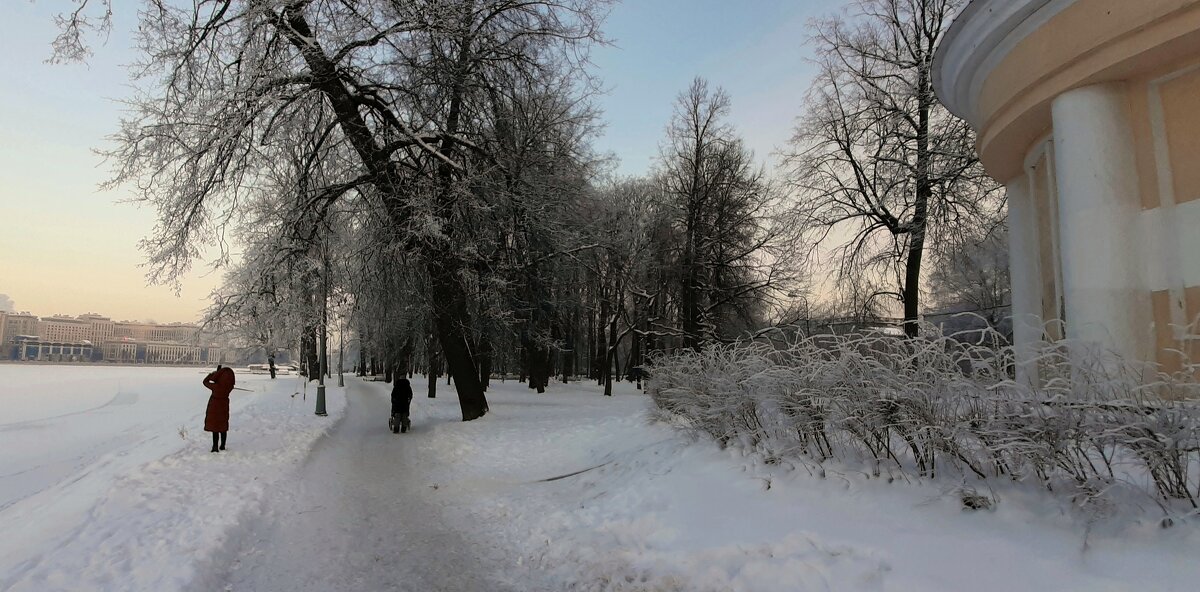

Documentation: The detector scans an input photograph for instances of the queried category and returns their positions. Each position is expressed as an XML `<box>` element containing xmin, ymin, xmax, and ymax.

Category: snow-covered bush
<box><xmin>648</xmin><ymin>323</ymin><xmax>1200</xmax><ymax>514</ymax></box>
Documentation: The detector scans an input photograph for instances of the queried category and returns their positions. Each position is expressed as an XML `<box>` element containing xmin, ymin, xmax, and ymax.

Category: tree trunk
<box><xmin>427</xmin><ymin>255</ymin><xmax>487</xmax><ymax>418</ymax></box>
<box><xmin>357</xmin><ymin>335</ymin><xmax>367</xmax><ymax>377</ymax></box>
<box><xmin>596</xmin><ymin>293</ymin><xmax>609</xmax><ymax>386</ymax></box>
<box><xmin>426</xmin><ymin>332</ymin><xmax>438</xmax><ymax>398</ymax></box>
<box><xmin>628</xmin><ymin>323</ymin><xmax>641</xmax><ymax>382</ymax></box>
<box><xmin>603</xmin><ymin>306</ymin><xmax>620</xmax><ymax>396</ymax></box>
<box><xmin>523</xmin><ymin>334</ymin><xmax>550</xmax><ymax>393</ymax></box>
<box><xmin>586</xmin><ymin>305</ymin><xmax>596</xmax><ymax>380</ymax></box>
<box><xmin>419</xmin><ymin>10</ymin><xmax>488</xmax><ymax>420</ymax></box>
<box><xmin>562</xmin><ymin>322</ymin><xmax>573</xmax><ymax>384</ymax></box>
<box><xmin>400</xmin><ymin>334</ymin><xmax>413</xmax><ymax>378</ymax></box>
<box><xmin>478</xmin><ymin>329</ymin><xmax>492</xmax><ymax>392</ymax></box>
<box><xmin>302</xmin><ymin>326</ymin><xmax>319</xmax><ymax>382</ymax></box>
<box><xmin>904</xmin><ymin>65</ymin><xmax>933</xmax><ymax>339</ymax></box>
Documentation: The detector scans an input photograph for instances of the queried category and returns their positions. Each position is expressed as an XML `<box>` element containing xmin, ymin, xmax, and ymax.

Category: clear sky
<box><xmin>0</xmin><ymin>0</ymin><xmax>843</xmax><ymax>323</ymax></box>
<box><xmin>590</xmin><ymin>0</ymin><xmax>840</xmax><ymax>177</ymax></box>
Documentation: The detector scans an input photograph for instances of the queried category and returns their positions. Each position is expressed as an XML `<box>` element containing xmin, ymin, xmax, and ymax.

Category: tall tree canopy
<box><xmin>785</xmin><ymin>0</ymin><xmax>1002</xmax><ymax>337</ymax></box>
<box><xmin>95</xmin><ymin>0</ymin><xmax>611</xmax><ymax>420</ymax></box>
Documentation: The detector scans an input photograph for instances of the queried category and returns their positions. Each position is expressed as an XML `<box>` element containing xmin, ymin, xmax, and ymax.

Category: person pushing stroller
<box><xmin>389</xmin><ymin>377</ymin><xmax>413</xmax><ymax>433</ymax></box>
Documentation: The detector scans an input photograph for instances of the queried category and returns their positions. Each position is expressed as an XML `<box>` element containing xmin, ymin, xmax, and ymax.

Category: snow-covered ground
<box><xmin>2</xmin><ymin>368</ymin><xmax>1198</xmax><ymax>591</ymax></box>
<box><xmin>0</xmin><ymin>364</ymin><xmax>345</xmax><ymax>591</ymax></box>
<box><xmin>337</xmin><ymin>380</ymin><xmax>1200</xmax><ymax>591</ymax></box>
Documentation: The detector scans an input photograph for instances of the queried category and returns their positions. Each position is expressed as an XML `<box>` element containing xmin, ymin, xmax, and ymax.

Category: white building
<box><xmin>935</xmin><ymin>0</ymin><xmax>1200</xmax><ymax>384</ymax></box>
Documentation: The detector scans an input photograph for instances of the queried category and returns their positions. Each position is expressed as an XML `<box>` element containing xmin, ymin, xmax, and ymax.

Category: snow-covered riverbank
<box><xmin>0</xmin><ymin>365</ymin><xmax>346</xmax><ymax>591</ymax></box>
<box><xmin>2</xmin><ymin>370</ymin><xmax>1197</xmax><ymax>591</ymax></box>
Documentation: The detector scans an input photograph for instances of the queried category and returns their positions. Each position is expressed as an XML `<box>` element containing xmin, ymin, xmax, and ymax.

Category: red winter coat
<box><xmin>203</xmin><ymin>367</ymin><xmax>236</xmax><ymax>432</ymax></box>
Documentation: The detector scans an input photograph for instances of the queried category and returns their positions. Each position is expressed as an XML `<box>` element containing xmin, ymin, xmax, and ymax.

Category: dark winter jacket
<box><xmin>391</xmin><ymin>378</ymin><xmax>414</xmax><ymax>416</ymax></box>
<box><xmin>203</xmin><ymin>367</ymin><xmax>236</xmax><ymax>432</ymax></box>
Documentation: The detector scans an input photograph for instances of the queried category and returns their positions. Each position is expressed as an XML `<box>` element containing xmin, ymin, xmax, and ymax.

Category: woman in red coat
<box><xmin>203</xmin><ymin>365</ymin><xmax>236</xmax><ymax>452</ymax></box>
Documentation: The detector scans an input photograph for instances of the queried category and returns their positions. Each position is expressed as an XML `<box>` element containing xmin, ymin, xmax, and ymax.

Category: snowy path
<box><xmin>217</xmin><ymin>376</ymin><xmax>1200</xmax><ymax>592</ymax></box>
<box><xmin>221</xmin><ymin>380</ymin><xmax>520</xmax><ymax>592</ymax></box>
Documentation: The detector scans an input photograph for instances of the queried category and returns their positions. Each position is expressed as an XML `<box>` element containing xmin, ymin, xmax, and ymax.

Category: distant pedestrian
<box><xmin>390</xmin><ymin>377</ymin><xmax>414</xmax><ymax>433</ymax></box>
<box><xmin>268</xmin><ymin>354</ymin><xmax>277</xmax><ymax>379</ymax></box>
<box><xmin>204</xmin><ymin>365</ymin><xmax>236</xmax><ymax>452</ymax></box>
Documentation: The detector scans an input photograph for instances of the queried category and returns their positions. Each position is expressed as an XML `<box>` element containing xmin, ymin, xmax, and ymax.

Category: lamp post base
<box><xmin>315</xmin><ymin>384</ymin><xmax>328</xmax><ymax>416</ymax></box>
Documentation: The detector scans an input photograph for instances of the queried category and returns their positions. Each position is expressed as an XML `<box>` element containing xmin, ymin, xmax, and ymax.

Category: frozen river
<box><xmin>0</xmin><ymin>363</ymin><xmax>342</xmax><ymax>591</ymax></box>
<box><xmin>0</xmin><ymin>364</ymin><xmax>284</xmax><ymax>518</ymax></box>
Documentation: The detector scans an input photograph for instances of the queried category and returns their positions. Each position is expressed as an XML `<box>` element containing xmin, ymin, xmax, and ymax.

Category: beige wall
<box><xmin>980</xmin><ymin>5</ymin><xmax>1200</xmax><ymax>375</ymax></box>
<box><xmin>1152</xmin><ymin>286</ymin><xmax>1200</xmax><ymax>375</ymax></box>
<box><xmin>1128</xmin><ymin>64</ymin><xmax>1200</xmax><ymax>371</ymax></box>
<box><xmin>1019</xmin><ymin>69</ymin><xmax>1200</xmax><ymax>372</ymax></box>
<box><xmin>972</xmin><ymin>0</ymin><xmax>1200</xmax><ymax>182</ymax></box>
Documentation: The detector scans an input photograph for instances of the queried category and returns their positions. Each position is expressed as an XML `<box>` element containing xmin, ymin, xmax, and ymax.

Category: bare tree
<box><xmin>659</xmin><ymin>77</ymin><xmax>794</xmax><ymax>350</ymax></box>
<box><xmin>577</xmin><ymin>178</ymin><xmax>659</xmax><ymax>395</ymax></box>
<box><xmin>928</xmin><ymin>223</ymin><xmax>1010</xmax><ymax>329</ymax></box>
<box><xmin>47</xmin><ymin>0</ymin><xmax>114</xmax><ymax>63</ymax></box>
<box><xmin>785</xmin><ymin>0</ymin><xmax>1002</xmax><ymax>337</ymax></box>
<box><xmin>82</xmin><ymin>0</ymin><xmax>609</xmax><ymax>421</ymax></box>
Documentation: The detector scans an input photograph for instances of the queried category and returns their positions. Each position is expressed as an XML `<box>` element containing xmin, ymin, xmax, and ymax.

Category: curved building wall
<box><xmin>935</xmin><ymin>0</ymin><xmax>1200</xmax><ymax>382</ymax></box>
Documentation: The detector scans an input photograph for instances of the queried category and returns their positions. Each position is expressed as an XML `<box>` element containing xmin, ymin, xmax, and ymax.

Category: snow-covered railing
<box><xmin>648</xmin><ymin>323</ymin><xmax>1200</xmax><ymax>516</ymax></box>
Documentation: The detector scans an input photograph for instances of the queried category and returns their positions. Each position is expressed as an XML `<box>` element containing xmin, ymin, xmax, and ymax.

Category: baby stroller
<box><xmin>389</xmin><ymin>378</ymin><xmax>413</xmax><ymax>434</ymax></box>
<box><xmin>388</xmin><ymin>411</ymin><xmax>410</xmax><ymax>433</ymax></box>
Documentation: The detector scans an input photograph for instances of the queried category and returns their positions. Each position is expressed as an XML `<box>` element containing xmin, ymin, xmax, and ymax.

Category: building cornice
<box><xmin>933</xmin><ymin>0</ymin><xmax>1063</xmax><ymax>127</ymax></box>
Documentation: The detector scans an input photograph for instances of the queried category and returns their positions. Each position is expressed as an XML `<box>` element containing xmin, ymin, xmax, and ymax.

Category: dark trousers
<box><xmin>211</xmin><ymin>431</ymin><xmax>227</xmax><ymax>451</ymax></box>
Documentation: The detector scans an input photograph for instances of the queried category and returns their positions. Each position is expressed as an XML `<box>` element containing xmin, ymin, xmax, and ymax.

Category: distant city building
<box><xmin>113</xmin><ymin>321</ymin><xmax>201</xmax><ymax>344</ymax></box>
<box><xmin>39</xmin><ymin>316</ymin><xmax>92</xmax><ymax>343</ymax></box>
<box><xmin>2</xmin><ymin>312</ymin><xmax>39</xmax><ymax>343</ymax></box>
<box><xmin>79</xmin><ymin>313</ymin><xmax>116</xmax><ymax>344</ymax></box>
<box><xmin>11</xmin><ymin>336</ymin><xmax>94</xmax><ymax>363</ymax></box>
<box><xmin>1</xmin><ymin>310</ymin><xmax>221</xmax><ymax>365</ymax></box>
<box><xmin>103</xmin><ymin>340</ymin><xmax>138</xmax><ymax>363</ymax></box>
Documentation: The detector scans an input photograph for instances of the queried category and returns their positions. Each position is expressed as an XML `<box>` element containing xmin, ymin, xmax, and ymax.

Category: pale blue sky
<box><xmin>591</xmin><ymin>0</ymin><xmax>840</xmax><ymax>176</ymax></box>
<box><xmin>0</xmin><ymin>1</ymin><xmax>844</xmax><ymax>322</ymax></box>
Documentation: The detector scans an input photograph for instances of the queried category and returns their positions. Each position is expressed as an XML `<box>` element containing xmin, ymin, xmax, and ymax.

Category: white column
<box><xmin>1050</xmin><ymin>83</ymin><xmax>1151</xmax><ymax>363</ymax></box>
<box><xmin>1006</xmin><ymin>174</ymin><xmax>1043</xmax><ymax>388</ymax></box>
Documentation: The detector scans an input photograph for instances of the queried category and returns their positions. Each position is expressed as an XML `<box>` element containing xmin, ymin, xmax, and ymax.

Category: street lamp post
<box><xmin>315</xmin><ymin>323</ymin><xmax>328</xmax><ymax>416</ymax></box>
<box><xmin>315</xmin><ymin>246</ymin><xmax>329</xmax><ymax>417</ymax></box>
